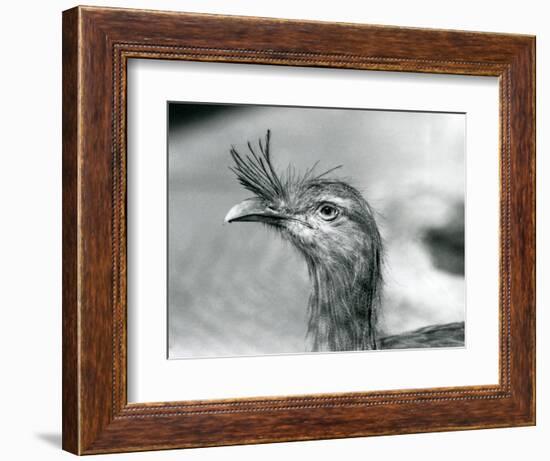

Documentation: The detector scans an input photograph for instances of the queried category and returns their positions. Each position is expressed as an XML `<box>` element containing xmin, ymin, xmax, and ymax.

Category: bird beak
<box><xmin>225</xmin><ymin>198</ymin><xmax>284</xmax><ymax>224</ymax></box>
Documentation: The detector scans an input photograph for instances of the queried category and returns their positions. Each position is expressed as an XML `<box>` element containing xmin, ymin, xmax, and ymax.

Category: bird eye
<box><xmin>316</xmin><ymin>203</ymin><xmax>339</xmax><ymax>221</ymax></box>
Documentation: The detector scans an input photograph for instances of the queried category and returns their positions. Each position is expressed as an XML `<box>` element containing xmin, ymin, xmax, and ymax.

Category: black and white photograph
<box><xmin>168</xmin><ymin>102</ymin><xmax>466</xmax><ymax>358</ymax></box>
<box><xmin>2</xmin><ymin>0</ymin><xmax>542</xmax><ymax>458</ymax></box>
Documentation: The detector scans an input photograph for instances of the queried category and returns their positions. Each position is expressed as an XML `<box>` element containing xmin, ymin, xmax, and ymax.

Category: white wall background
<box><xmin>0</xmin><ymin>0</ymin><xmax>545</xmax><ymax>459</ymax></box>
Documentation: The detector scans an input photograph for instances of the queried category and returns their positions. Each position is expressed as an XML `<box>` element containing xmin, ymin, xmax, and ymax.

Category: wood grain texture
<box><xmin>62</xmin><ymin>5</ymin><xmax>536</xmax><ymax>455</ymax></box>
<box><xmin>62</xmin><ymin>7</ymin><xmax>79</xmax><ymax>454</ymax></box>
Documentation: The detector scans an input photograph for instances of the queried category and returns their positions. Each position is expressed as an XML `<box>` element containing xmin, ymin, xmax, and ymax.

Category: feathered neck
<box><xmin>302</xmin><ymin>239</ymin><xmax>382</xmax><ymax>352</ymax></box>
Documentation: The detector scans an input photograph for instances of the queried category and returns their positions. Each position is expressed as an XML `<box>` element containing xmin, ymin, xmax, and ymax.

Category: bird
<box><xmin>224</xmin><ymin>130</ymin><xmax>383</xmax><ymax>352</ymax></box>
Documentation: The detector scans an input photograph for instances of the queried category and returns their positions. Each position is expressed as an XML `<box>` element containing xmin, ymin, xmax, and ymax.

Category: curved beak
<box><xmin>225</xmin><ymin>198</ymin><xmax>284</xmax><ymax>224</ymax></box>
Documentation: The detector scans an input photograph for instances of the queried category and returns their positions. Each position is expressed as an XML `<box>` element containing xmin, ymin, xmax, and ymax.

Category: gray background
<box><xmin>168</xmin><ymin>103</ymin><xmax>465</xmax><ymax>358</ymax></box>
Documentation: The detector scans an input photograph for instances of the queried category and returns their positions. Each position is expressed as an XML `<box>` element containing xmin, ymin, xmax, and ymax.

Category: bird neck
<box><xmin>304</xmin><ymin>245</ymin><xmax>382</xmax><ymax>352</ymax></box>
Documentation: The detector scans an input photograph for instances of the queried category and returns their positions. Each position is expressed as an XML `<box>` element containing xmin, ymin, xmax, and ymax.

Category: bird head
<box><xmin>225</xmin><ymin>130</ymin><xmax>382</xmax><ymax>351</ymax></box>
<box><xmin>225</xmin><ymin>131</ymin><xmax>380</xmax><ymax>269</ymax></box>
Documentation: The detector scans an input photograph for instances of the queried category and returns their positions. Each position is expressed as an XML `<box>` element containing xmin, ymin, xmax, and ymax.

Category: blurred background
<box><xmin>168</xmin><ymin>103</ymin><xmax>465</xmax><ymax>358</ymax></box>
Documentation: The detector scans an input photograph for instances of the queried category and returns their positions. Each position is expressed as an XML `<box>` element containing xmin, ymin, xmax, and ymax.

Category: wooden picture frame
<box><xmin>62</xmin><ymin>5</ymin><xmax>535</xmax><ymax>455</ymax></box>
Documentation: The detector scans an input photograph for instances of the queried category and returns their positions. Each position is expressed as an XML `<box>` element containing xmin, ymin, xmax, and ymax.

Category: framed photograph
<box><xmin>62</xmin><ymin>6</ymin><xmax>535</xmax><ymax>455</ymax></box>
